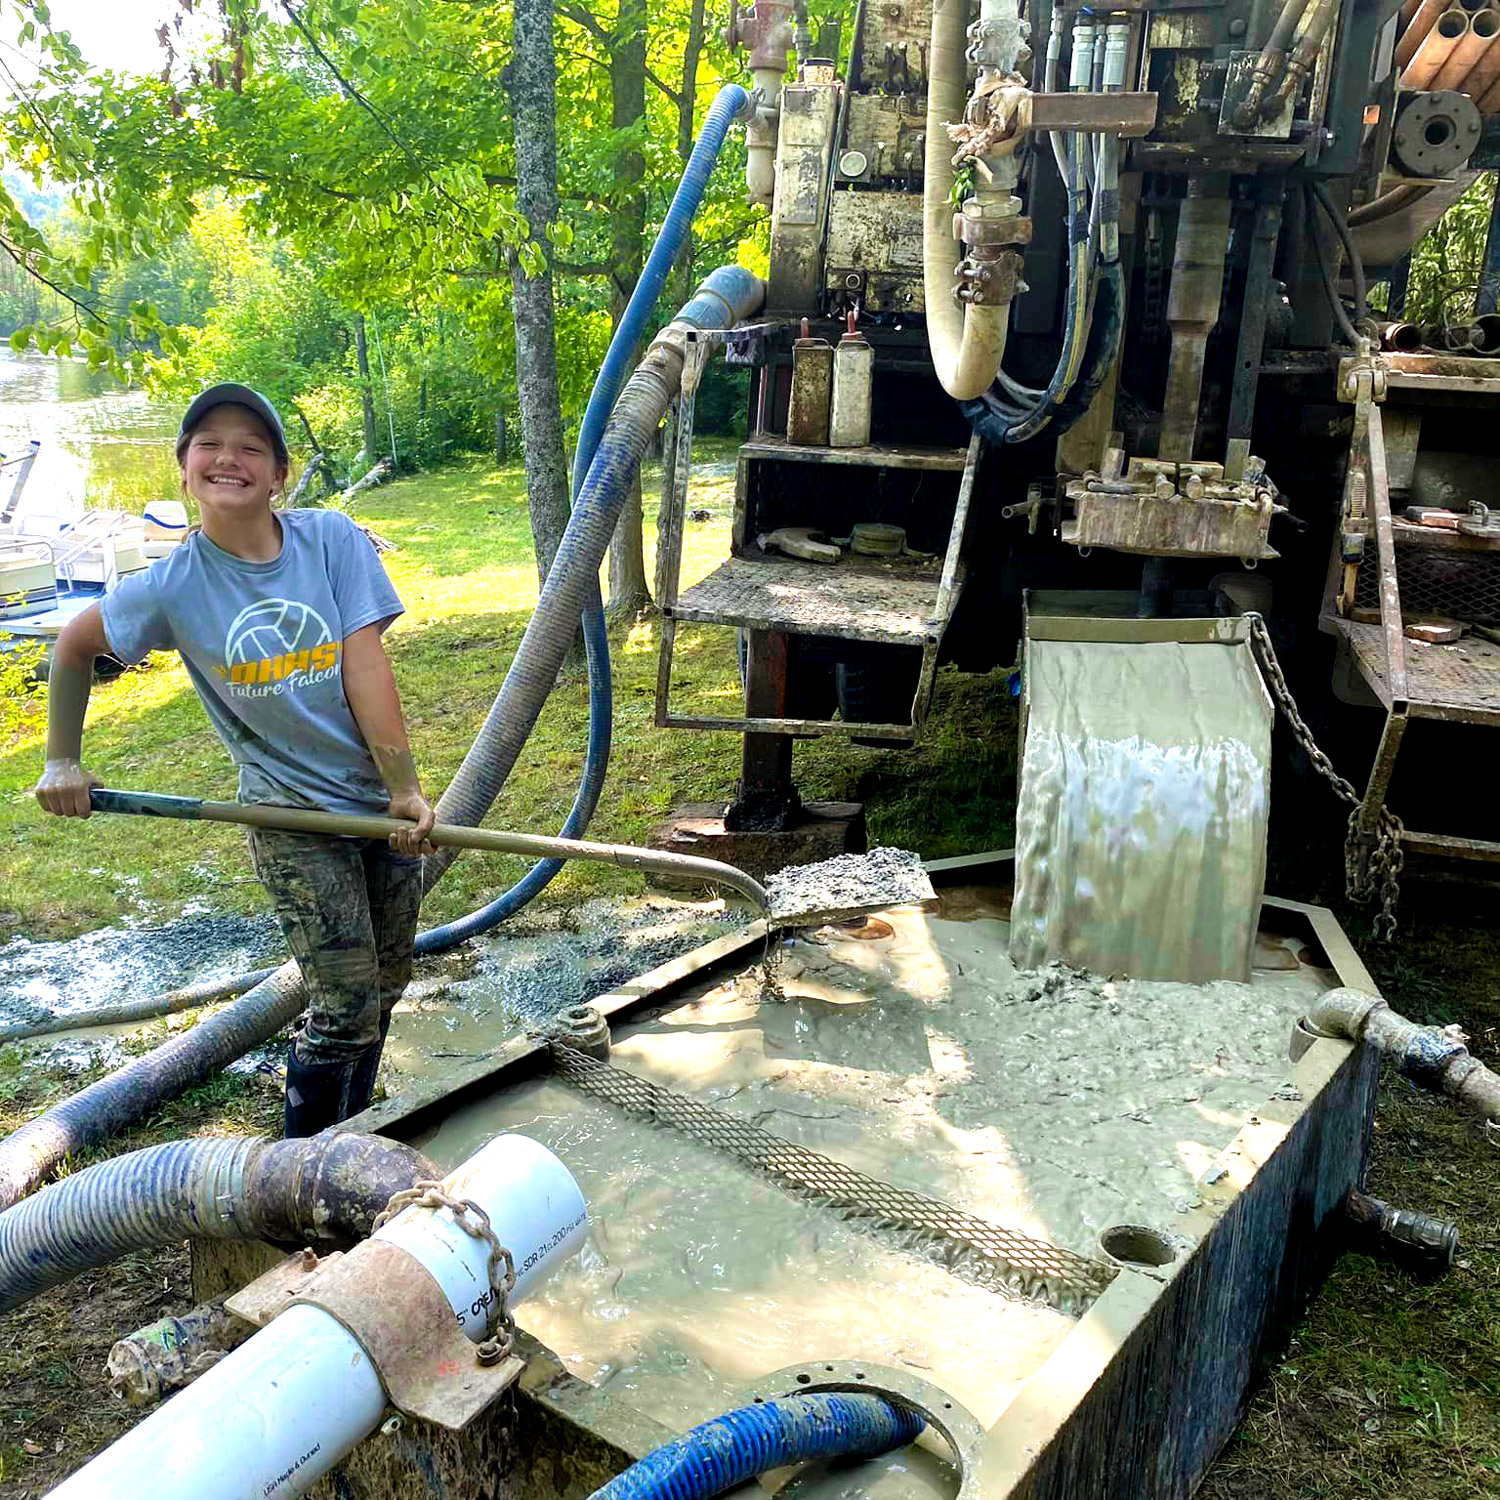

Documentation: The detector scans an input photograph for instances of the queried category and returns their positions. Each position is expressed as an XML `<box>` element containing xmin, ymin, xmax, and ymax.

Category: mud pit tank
<box><xmin>191</xmin><ymin>852</ymin><xmax>1383</xmax><ymax>1500</ymax></box>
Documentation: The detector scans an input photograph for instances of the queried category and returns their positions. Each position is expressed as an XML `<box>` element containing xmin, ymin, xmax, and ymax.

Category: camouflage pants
<box><xmin>247</xmin><ymin>829</ymin><xmax>423</xmax><ymax>1067</ymax></box>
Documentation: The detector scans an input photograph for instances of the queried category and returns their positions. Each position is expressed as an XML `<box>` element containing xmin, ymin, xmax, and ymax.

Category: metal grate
<box><xmin>549</xmin><ymin>1042</ymin><xmax>1116</xmax><ymax>1314</ymax></box>
<box><xmin>1356</xmin><ymin>548</ymin><xmax>1500</xmax><ymax>626</ymax></box>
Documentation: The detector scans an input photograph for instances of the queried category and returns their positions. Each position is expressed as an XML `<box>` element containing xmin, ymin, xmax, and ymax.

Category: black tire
<box><xmin>836</xmin><ymin>651</ymin><xmax>922</xmax><ymax>748</ymax></box>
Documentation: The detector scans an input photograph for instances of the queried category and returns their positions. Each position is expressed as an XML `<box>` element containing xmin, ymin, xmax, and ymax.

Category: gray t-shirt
<box><xmin>101</xmin><ymin>509</ymin><xmax>403</xmax><ymax>814</ymax></box>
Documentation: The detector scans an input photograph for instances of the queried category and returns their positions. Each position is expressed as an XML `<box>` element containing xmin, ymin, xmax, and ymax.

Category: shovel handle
<box><xmin>88</xmin><ymin>788</ymin><xmax>772</xmax><ymax>914</ymax></box>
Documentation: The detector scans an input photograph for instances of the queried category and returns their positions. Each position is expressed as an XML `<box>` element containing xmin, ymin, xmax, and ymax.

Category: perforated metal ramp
<box><xmin>667</xmin><ymin>554</ymin><xmax>957</xmax><ymax>644</ymax></box>
<box><xmin>1339</xmin><ymin>617</ymin><xmax>1500</xmax><ymax>722</ymax></box>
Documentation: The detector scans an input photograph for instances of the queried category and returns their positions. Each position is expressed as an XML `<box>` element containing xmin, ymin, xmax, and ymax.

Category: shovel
<box><xmin>87</xmin><ymin>789</ymin><xmax>934</xmax><ymax>931</ymax></box>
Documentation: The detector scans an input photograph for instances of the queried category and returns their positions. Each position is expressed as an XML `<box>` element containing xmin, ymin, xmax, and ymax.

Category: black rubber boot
<box><xmin>283</xmin><ymin>1047</ymin><xmax>366</xmax><ymax>1139</ymax></box>
<box><xmin>345</xmin><ymin>1010</ymin><xmax>394</xmax><ymax>1121</ymax></box>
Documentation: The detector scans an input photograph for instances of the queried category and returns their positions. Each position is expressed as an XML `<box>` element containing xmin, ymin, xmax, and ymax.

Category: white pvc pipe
<box><xmin>49</xmin><ymin>1134</ymin><xmax>588</xmax><ymax>1500</ymax></box>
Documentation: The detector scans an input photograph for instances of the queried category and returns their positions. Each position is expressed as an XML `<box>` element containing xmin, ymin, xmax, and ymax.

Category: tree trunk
<box><xmin>672</xmin><ymin>0</ymin><xmax>708</xmax><ymax>309</ymax></box>
<box><xmin>506</xmin><ymin>0</ymin><xmax>575</xmax><ymax>617</ymax></box>
<box><xmin>352</xmin><ymin>314</ymin><xmax>379</xmax><ymax>460</ymax></box>
<box><xmin>605</xmin><ymin>0</ymin><xmax>653</xmax><ymax>622</ymax></box>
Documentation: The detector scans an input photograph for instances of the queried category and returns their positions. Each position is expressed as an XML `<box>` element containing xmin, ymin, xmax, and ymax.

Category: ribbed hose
<box><xmin>0</xmin><ymin>265</ymin><xmax>765</xmax><ymax>1214</ymax></box>
<box><xmin>0</xmin><ymin>1130</ymin><xmax>436</xmax><ymax>1313</ymax></box>
<box><xmin>423</xmin><ymin>263</ymin><xmax>765</xmax><ymax>887</ymax></box>
<box><xmin>588</xmin><ymin>1393</ymin><xmax>924</xmax><ymax>1500</ymax></box>
<box><xmin>416</xmin><ymin>84</ymin><xmax>750</xmax><ymax>950</ymax></box>
<box><xmin>0</xmin><ymin>969</ymin><xmax>304</xmax><ymax>1212</ymax></box>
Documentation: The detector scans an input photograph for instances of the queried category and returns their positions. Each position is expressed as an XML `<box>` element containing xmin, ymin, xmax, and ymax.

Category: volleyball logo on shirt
<box><xmin>220</xmin><ymin>599</ymin><xmax>341</xmax><ymax>695</ymax></box>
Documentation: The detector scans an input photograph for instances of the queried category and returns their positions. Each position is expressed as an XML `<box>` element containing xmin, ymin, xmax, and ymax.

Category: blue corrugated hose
<box><xmin>588</xmin><ymin>1393</ymin><xmax>925</xmax><ymax>1500</ymax></box>
<box><xmin>414</xmin><ymin>82</ymin><xmax>750</xmax><ymax>952</ymax></box>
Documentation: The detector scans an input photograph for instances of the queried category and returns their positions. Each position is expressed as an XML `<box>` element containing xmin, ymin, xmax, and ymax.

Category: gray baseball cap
<box><xmin>176</xmin><ymin>383</ymin><xmax>289</xmax><ymax>466</ymax></box>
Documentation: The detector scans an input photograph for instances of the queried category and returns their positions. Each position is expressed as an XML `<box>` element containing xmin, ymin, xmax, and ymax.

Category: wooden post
<box><xmin>495</xmin><ymin>412</ymin><xmax>508</xmax><ymax>463</ymax></box>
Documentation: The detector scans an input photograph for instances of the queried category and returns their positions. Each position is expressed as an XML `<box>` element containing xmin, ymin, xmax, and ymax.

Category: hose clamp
<box><xmin>954</xmin><ymin>247</ymin><xmax>1027</xmax><ymax>306</ymax></box>
<box><xmin>225</xmin><ymin>1242</ymin><xmax>524</xmax><ymax>1432</ymax></box>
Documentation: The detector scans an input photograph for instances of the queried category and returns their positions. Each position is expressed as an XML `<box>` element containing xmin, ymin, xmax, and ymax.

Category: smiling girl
<box><xmin>35</xmin><ymin>384</ymin><xmax>435</xmax><ymax>1135</ymax></box>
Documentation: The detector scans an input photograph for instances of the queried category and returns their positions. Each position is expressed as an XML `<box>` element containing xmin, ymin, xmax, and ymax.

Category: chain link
<box><xmin>1245</xmin><ymin>612</ymin><xmax>1404</xmax><ymax>940</ymax></box>
<box><xmin>375</xmin><ymin>1183</ymin><xmax>518</xmax><ymax>1363</ymax></box>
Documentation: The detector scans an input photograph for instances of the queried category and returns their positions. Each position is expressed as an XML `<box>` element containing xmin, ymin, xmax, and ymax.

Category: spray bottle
<box><xmin>830</xmin><ymin>308</ymin><xmax>873</xmax><ymax>448</ymax></box>
<box><xmin>787</xmin><ymin>317</ymin><xmax>833</xmax><ymax>446</ymax></box>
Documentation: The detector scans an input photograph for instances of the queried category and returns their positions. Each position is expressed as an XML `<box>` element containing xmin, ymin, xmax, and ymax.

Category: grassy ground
<box><xmin>0</xmin><ymin>451</ymin><xmax>1496</xmax><ymax>1496</ymax></box>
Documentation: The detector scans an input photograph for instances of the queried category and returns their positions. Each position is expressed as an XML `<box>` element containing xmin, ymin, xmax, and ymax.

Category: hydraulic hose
<box><xmin>962</xmin><ymin>132</ymin><xmax>1105</xmax><ymax>446</ymax></box>
<box><xmin>1307</xmin><ymin>179</ymin><xmax>1369</xmax><ymax>330</ymax></box>
<box><xmin>0</xmin><ymin>265</ymin><xmax>765</xmax><ymax>1214</ymax></box>
<box><xmin>0</xmin><ymin>1129</ymin><xmax>436</xmax><ymax>1314</ymax></box>
<box><xmin>417</xmin><ymin>83</ymin><xmax>751</xmax><ymax>952</ymax></box>
<box><xmin>422</xmin><ymin>262</ymin><xmax>765</xmax><ymax>889</ymax></box>
<box><xmin>587</xmin><ymin>1393</ymin><xmax>925</xmax><ymax>1500</ymax></box>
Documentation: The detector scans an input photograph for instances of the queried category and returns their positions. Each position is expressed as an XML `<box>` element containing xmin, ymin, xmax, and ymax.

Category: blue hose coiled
<box><xmin>589</xmin><ymin>1393</ymin><xmax>924</xmax><ymax>1500</ymax></box>
<box><xmin>415</xmin><ymin>83</ymin><xmax>750</xmax><ymax>952</ymax></box>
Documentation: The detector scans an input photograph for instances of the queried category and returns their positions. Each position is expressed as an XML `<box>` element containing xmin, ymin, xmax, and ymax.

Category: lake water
<box><xmin>0</xmin><ymin>350</ymin><xmax>179</xmax><ymax>524</ymax></box>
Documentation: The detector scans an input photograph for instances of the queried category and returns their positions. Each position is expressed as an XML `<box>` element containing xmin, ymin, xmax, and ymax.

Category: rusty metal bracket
<box><xmin>1336</xmin><ymin>351</ymin><xmax>1388</xmax><ymax>407</ymax></box>
<box><xmin>225</xmin><ymin>1243</ymin><xmax>524</xmax><ymax>1433</ymax></box>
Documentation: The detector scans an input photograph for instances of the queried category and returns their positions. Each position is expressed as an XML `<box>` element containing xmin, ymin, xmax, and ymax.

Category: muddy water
<box><xmin>416</xmin><ymin>895</ymin><xmax>1332</xmax><ymax>1443</ymax></box>
<box><xmin>420</xmin><ymin>1077</ymin><xmax>1074</xmax><ymax>1437</ymax></box>
<box><xmin>1010</xmin><ymin>636</ymin><xmax>1272</xmax><ymax>984</ymax></box>
<box><xmin>0</xmin><ymin>896</ymin><xmax>743</xmax><ymax>1082</ymax></box>
<box><xmin>381</xmin><ymin>897</ymin><xmax>746</xmax><ymax>1086</ymax></box>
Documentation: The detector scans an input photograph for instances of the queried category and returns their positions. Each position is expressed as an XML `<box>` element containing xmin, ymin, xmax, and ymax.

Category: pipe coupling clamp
<box><xmin>1346</xmin><ymin>1189</ymin><xmax>1459</xmax><ymax>1274</ymax></box>
<box><xmin>226</xmin><ymin>1243</ymin><xmax>524</xmax><ymax>1432</ymax></box>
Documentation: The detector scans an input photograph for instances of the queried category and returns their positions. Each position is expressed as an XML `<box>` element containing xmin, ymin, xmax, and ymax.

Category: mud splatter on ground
<box><xmin>0</xmin><ymin>916</ymin><xmax>282</xmax><ymax>1032</ymax></box>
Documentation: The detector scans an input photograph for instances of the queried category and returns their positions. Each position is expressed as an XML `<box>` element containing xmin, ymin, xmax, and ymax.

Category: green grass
<box><xmin>0</xmin><ymin>440</ymin><xmax>1017</xmax><ymax>936</ymax></box>
<box><xmin>0</xmin><ymin>448</ymin><xmax>1497</xmax><ymax>1498</ymax></box>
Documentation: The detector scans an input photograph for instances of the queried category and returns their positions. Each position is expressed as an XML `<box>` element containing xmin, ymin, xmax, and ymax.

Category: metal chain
<box><xmin>1245</xmin><ymin>612</ymin><xmax>1404</xmax><ymax>939</ymax></box>
<box><xmin>375</xmin><ymin>1182</ymin><xmax>518</xmax><ymax>1364</ymax></box>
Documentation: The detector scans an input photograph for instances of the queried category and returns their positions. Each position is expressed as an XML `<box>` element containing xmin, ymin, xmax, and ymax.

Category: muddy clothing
<box><xmin>249</xmin><ymin>828</ymin><xmax>423</xmax><ymax>1066</ymax></box>
<box><xmin>99</xmin><ymin>508</ymin><xmax>402</xmax><ymax>816</ymax></box>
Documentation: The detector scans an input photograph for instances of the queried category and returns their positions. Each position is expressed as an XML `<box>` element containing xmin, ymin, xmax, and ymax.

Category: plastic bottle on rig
<box><xmin>787</xmin><ymin>317</ymin><xmax>833</xmax><ymax>446</ymax></box>
<box><xmin>829</xmin><ymin>307</ymin><xmax>873</xmax><ymax>448</ymax></box>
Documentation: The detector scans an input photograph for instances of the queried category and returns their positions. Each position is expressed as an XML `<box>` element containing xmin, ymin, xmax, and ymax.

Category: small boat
<box><xmin>142</xmin><ymin>500</ymin><xmax>190</xmax><ymax>559</ymax></box>
<box><xmin>49</xmin><ymin>509</ymin><xmax>150</xmax><ymax>589</ymax></box>
<box><xmin>0</xmin><ymin>537</ymin><xmax>57</xmax><ymax>619</ymax></box>
<box><xmin>0</xmin><ymin>443</ymin><xmax>189</xmax><ymax>667</ymax></box>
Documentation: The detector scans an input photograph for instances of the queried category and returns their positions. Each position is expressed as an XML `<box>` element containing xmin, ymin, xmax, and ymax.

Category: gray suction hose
<box><xmin>0</xmin><ymin>1128</ymin><xmax>436</xmax><ymax>1314</ymax></box>
<box><xmin>423</xmin><ymin>264</ymin><xmax>765</xmax><ymax>889</ymax></box>
<box><xmin>0</xmin><ymin>266</ymin><xmax>766</xmax><ymax>1214</ymax></box>
<box><xmin>1308</xmin><ymin>987</ymin><xmax>1500</xmax><ymax>1133</ymax></box>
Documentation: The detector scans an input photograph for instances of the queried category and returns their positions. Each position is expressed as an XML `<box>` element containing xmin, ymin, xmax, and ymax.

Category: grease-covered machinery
<box><xmin>651</xmin><ymin>0</ymin><xmax>1500</xmax><ymax>917</ymax></box>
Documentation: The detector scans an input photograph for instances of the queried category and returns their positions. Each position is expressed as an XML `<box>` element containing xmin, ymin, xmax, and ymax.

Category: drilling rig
<box><xmin>649</xmin><ymin>0</ymin><xmax>1500</xmax><ymax>917</ymax></box>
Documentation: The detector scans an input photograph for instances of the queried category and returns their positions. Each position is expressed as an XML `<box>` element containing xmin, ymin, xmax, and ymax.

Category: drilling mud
<box><xmin>1010</xmin><ymin>631</ymin><xmax>1272</xmax><ymax>984</ymax></box>
<box><xmin>0</xmin><ymin>896</ymin><xmax>745</xmax><ymax>1083</ymax></box>
<box><xmin>0</xmin><ymin>914</ymin><xmax>281</xmax><ymax>1035</ymax></box>
<box><xmin>416</xmin><ymin>892</ymin><xmax>1333</xmax><ymax>1440</ymax></box>
<box><xmin>383</xmin><ymin>897</ymin><xmax>746</xmax><ymax>1086</ymax></box>
<box><xmin>766</xmin><ymin>847</ymin><xmax>936</xmax><ymax>928</ymax></box>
